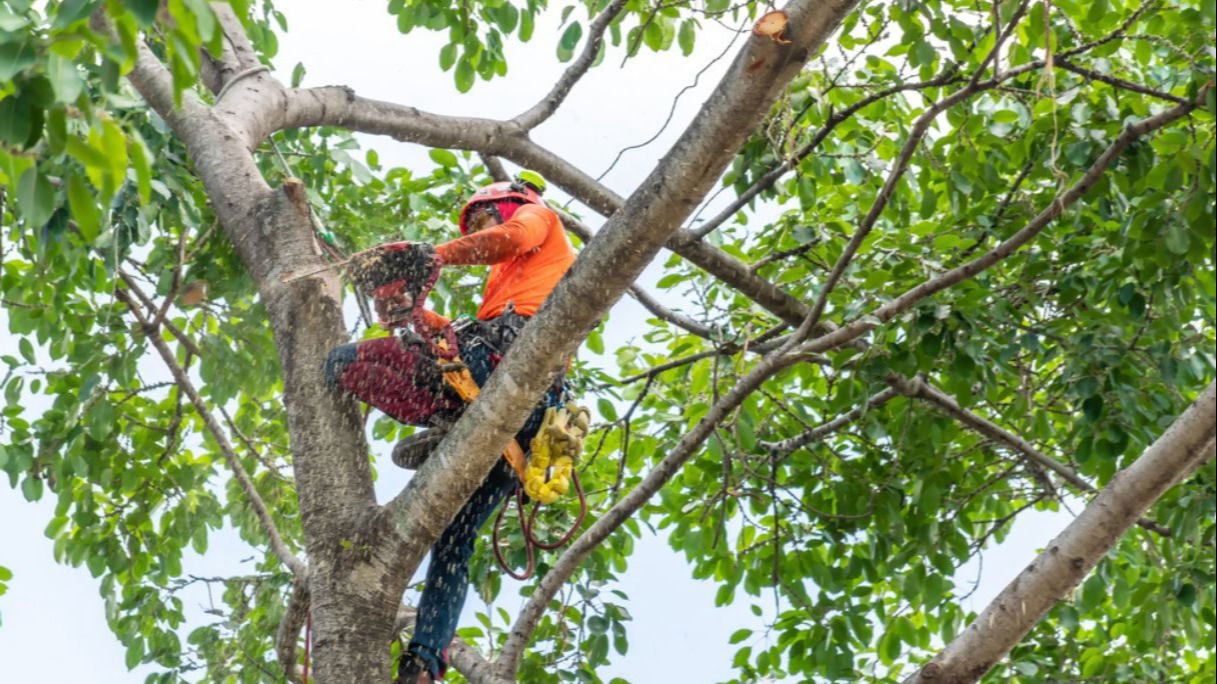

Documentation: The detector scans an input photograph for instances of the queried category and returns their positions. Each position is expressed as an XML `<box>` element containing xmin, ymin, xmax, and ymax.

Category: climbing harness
<box><xmin>492</xmin><ymin>402</ymin><xmax>591</xmax><ymax>580</ymax></box>
<box><xmin>345</xmin><ymin>253</ymin><xmax>590</xmax><ymax>578</ymax></box>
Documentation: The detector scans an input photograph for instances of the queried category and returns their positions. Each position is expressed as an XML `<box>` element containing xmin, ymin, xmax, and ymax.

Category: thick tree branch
<box><xmin>901</xmin><ymin>380</ymin><xmax>1216</xmax><ymax>684</ymax></box>
<box><xmin>800</xmin><ymin>90</ymin><xmax>1205</xmax><ymax>356</ymax></box>
<box><xmin>449</xmin><ymin>640</ymin><xmax>509</xmax><ymax>684</ymax></box>
<box><xmin>553</xmin><ymin>206</ymin><xmax>717</xmax><ymax>338</ymax></box>
<box><xmin>116</xmin><ymin>278</ymin><xmax>308</xmax><ymax>578</ymax></box>
<box><xmin>513</xmin><ymin>0</ymin><xmax>629</xmax><ymax>130</ymax></box>
<box><xmin>888</xmin><ymin>375</ymin><xmax>1174</xmax><ymax>537</ymax></box>
<box><xmin>375</xmin><ymin>0</ymin><xmax>861</xmax><ymax>661</ymax></box>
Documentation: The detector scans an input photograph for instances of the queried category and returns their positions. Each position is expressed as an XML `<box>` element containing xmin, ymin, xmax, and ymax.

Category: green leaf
<box><xmin>423</xmin><ymin>150</ymin><xmax>456</xmax><ymax>172</ymax></box>
<box><xmin>0</xmin><ymin>96</ymin><xmax>34</xmax><ymax>147</ymax></box>
<box><xmin>47</xmin><ymin>54</ymin><xmax>85</xmax><ymax>104</ymax></box>
<box><xmin>0</xmin><ymin>6</ymin><xmax>27</xmax><ymax>32</ymax></box>
<box><xmin>588</xmin><ymin>615</ymin><xmax>609</xmax><ymax>635</ymax></box>
<box><xmin>439</xmin><ymin>43</ymin><xmax>457</xmax><ymax>71</ymax></box>
<box><xmin>18</xmin><ymin>338</ymin><xmax>34</xmax><ymax>364</ymax></box>
<box><xmin>1176</xmin><ymin>583</ymin><xmax>1197</xmax><ymax>607</ymax></box>
<box><xmin>1013</xmin><ymin>661</ymin><xmax>1040</xmax><ymax>677</ymax></box>
<box><xmin>67</xmin><ymin>174</ymin><xmax>101</xmax><ymax>242</ymax></box>
<box><xmin>52</xmin><ymin>0</ymin><xmax>100</xmax><ymax>29</ymax></box>
<box><xmin>598</xmin><ymin>398</ymin><xmax>618</xmax><ymax>422</ymax></box>
<box><xmin>1164</xmin><ymin>223</ymin><xmax>1190</xmax><ymax>255</ymax></box>
<box><xmin>587</xmin><ymin>329</ymin><xmax>605</xmax><ymax>355</ymax></box>
<box><xmin>0</xmin><ymin>40</ymin><xmax>37</xmax><ymax>82</ymax></box>
<box><xmin>16</xmin><ymin>169</ymin><xmax>56</xmax><ymax>230</ymax></box>
<box><xmin>126</xmin><ymin>0</ymin><xmax>160</xmax><ymax>26</ymax></box>
<box><xmin>129</xmin><ymin>136</ymin><xmax>153</xmax><ymax>203</ymax></box>
<box><xmin>21</xmin><ymin>475</ymin><xmax>43</xmax><ymax>502</ymax></box>
<box><xmin>0</xmin><ymin>566</ymin><xmax>11</xmax><ymax>582</ymax></box>
<box><xmin>656</xmin><ymin>273</ymin><xmax>684</xmax><ymax>289</ymax></box>
<box><xmin>678</xmin><ymin>19</ymin><xmax>696</xmax><ymax>56</ymax></box>
<box><xmin>642</xmin><ymin>20</ymin><xmax>664</xmax><ymax>52</ymax></box>
<box><xmin>454</xmin><ymin>57</ymin><xmax>475</xmax><ymax>93</ymax></box>
<box><xmin>291</xmin><ymin>61</ymin><xmax>306</xmax><ymax>87</ymax></box>
<box><xmin>729</xmin><ymin>628</ymin><xmax>752</xmax><ymax>644</ymax></box>
<box><xmin>557</xmin><ymin>22</ymin><xmax>583</xmax><ymax>62</ymax></box>
<box><xmin>1082</xmin><ymin>395</ymin><xmax>1104</xmax><ymax>422</ymax></box>
<box><xmin>20</xmin><ymin>75</ymin><xmax>54</xmax><ymax>109</ymax></box>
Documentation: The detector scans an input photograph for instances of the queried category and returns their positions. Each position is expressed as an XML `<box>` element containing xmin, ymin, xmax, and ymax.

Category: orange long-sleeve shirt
<box><xmin>418</xmin><ymin>204</ymin><xmax>574</xmax><ymax>332</ymax></box>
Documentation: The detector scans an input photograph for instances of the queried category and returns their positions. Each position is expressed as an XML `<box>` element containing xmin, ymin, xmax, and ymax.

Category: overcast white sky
<box><xmin>0</xmin><ymin>1</ymin><xmax>1074</xmax><ymax>682</ymax></box>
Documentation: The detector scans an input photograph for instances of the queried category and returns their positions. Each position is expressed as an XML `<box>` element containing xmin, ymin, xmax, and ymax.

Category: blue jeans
<box><xmin>405</xmin><ymin>327</ymin><xmax>558</xmax><ymax>679</ymax></box>
<box><xmin>407</xmin><ymin>458</ymin><xmax>518</xmax><ymax>678</ymax></box>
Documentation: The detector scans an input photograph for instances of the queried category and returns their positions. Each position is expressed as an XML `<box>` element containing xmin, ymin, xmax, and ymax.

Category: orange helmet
<box><xmin>458</xmin><ymin>172</ymin><xmax>546</xmax><ymax>235</ymax></box>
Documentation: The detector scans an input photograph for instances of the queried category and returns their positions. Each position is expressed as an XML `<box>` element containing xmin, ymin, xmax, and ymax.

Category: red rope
<box><xmin>302</xmin><ymin>612</ymin><xmax>312</xmax><ymax>684</ymax></box>
<box><xmin>493</xmin><ymin>473</ymin><xmax>587</xmax><ymax>580</ymax></box>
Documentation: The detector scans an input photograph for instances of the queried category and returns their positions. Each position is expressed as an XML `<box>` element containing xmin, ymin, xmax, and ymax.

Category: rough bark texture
<box><xmin>902</xmin><ymin>381</ymin><xmax>1216</xmax><ymax>684</ymax></box>
<box><xmin>121</xmin><ymin>11</ymin><xmax>407</xmax><ymax>680</ymax></box>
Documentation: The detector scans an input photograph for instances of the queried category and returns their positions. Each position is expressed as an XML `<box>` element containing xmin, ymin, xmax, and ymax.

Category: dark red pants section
<box><xmin>324</xmin><ymin>336</ymin><xmax>463</xmax><ymax>426</ymax></box>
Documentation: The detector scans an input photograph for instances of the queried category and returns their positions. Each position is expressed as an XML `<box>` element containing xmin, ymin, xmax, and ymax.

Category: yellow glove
<box><xmin>525</xmin><ymin>403</ymin><xmax>590</xmax><ymax>504</ymax></box>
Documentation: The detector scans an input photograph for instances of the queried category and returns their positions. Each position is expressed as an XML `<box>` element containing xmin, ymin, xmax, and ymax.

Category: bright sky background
<box><xmin>0</xmin><ymin>1</ymin><xmax>1075</xmax><ymax>682</ymax></box>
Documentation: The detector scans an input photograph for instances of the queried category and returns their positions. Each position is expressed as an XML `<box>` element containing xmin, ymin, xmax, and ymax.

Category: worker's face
<box><xmin>466</xmin><ymin>205</ymin><xmax>501</xmax><ymax>234</ymax></box>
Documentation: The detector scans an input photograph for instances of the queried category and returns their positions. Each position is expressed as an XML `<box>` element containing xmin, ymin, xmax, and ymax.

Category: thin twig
<box><xmin>514</xmin><ymin>0</ymin><xmax>629</xmax><ymax>130</ymax></box>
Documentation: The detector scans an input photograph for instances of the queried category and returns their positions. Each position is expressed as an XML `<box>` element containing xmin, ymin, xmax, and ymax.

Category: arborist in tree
<box><xmin>324</xmin><ymin>171</ymin><xmax>587</xmax><ymax>684</ymax></box>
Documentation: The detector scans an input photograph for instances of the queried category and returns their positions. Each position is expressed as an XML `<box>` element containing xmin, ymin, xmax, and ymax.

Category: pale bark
<box><xmin>276</xmin><ymin>583</ymin><xmax>310</xmax><ymax>683</ymax></box>
<box><xmin>121</xmin><ymin>13</ymin><xmax>404</xmax><ymax>681</ymax></box>
<box><xmin>901</xmin><ymin>381</ymin><xmax>1216</xmax><ymax>684</ymax></box>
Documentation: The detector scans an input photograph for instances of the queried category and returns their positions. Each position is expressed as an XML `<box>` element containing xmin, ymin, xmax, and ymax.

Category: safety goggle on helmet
<box><xmin>458</xmin><ymin>170</ymin><xmax>547</xmax><ymax>235</ymax></box>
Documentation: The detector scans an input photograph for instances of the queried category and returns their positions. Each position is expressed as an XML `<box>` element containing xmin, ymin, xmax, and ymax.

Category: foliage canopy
<box><xmin>1</xmin><ymin>0</ymin><xmax>1214</xmax><ymax>682</ymax></box>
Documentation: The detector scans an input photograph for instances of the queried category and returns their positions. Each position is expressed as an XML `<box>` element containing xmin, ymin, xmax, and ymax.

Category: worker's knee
<box><xmin>324</xmin><ymin>344</ymin><xmax>358</xmax><ymax>391</ymax></box>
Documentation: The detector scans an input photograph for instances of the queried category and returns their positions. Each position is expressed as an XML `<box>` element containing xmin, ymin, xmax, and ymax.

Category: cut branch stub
<box><xmin>754</xmin><ymin>10</ymin><xmax>792</xmax><ymax>43</ymax></box>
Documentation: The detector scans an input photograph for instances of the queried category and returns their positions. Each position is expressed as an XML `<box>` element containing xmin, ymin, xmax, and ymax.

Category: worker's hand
<box><xmin>349</xmin><ymin>242</ymin><xmax>439</xmax><ymax>293</ymax></box>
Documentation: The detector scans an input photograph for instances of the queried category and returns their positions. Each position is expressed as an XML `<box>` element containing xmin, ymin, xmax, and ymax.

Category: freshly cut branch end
<box><xmin>753</xmin><ymin>10</ymin><xmax>791</xmax><ymax>43</ymax></box>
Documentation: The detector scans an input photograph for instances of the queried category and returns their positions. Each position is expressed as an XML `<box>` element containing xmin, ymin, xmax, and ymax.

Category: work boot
<box><xmin>391</xmin><ymin>428</ymin><xmax>447</xmax><ymax>469</ymax></box>
<box><xmin>395</xmin><ymin>653</ymin><xmax>434</xmax><ymax>684</ymax></box>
